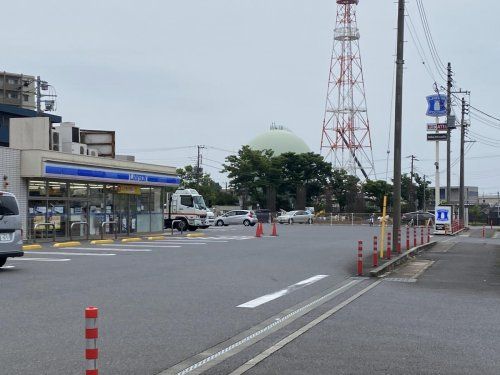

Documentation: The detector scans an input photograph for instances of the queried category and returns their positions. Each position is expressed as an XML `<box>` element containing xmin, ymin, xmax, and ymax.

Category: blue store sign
<box><xmin>43</xmin><ymin>162</ymin><xmax>180</xmax><ymax>186</ymax></box>
<box><xmin>426</xmin><ymin>94</ymin><xmax>447</xmax><ymax>117</ymax></box>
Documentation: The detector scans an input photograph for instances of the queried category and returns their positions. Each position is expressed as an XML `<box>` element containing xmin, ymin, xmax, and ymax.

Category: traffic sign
<box><xmin>427</xmin><ymin>133</ymin><xmax>448</xmax><ymax>141</ymax></box>
<box><xmin>426</xmin><ymin>94</ymin><xmax>447</xmax><ymax>117</ymax></box>
<box><xmin>427</xmin><ymin>123</ymin><xmax>448</xmax><ymax>131</ymax></box>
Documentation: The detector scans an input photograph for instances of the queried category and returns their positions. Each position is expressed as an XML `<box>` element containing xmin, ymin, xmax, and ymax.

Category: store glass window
<box><xmin>89</xmin><ymin>184</ymin><xmax>104</xmax><ymax>199</ymax></box>
<box><xmin>28</xmin><ymin>200</ymin><xmax>48</xmax><ymax>240</ymax></box>
<box><xmin>48</xmin><ymin>181</ymin><xmax>67</xmax><ymax>197</ymax></box>
<box><xmin>136</xmin><ymin>187</ymin><xmax>151</xmax><ymax>233</ymax></box>
<box><xmin>70</xmin><ymin>183</ymin><xmax>88</xmax><ymax>198</ymax></box>
<box><xmin>151</xmin><ymin>187</ymin><xmax>163</xmax><ymax>232</ymax></box>
<box><xmin>29</xmin><ymin>180</ymin><xmax>47</xmax><ymax>197</ymax></box>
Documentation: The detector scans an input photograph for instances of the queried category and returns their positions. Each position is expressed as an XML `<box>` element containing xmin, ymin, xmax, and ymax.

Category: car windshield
<box><xmin>0</xmin><ymin>196</ymin><xmax>19</xmax><ymax>216</ymax></box>
<box><xmin>193</xmin><ymin>196</ymin><xmax>207</xmax><ymax>210</ymax></box>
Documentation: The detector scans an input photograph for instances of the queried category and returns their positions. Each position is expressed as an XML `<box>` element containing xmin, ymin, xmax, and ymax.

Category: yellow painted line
<box><xmin>90</xmin><ymin>239</ymin><xmax>115</xmax><ymax>245</ymax></box>
<box><xmin>53</xmin><ymin>241</ymin><xmax>81</xmax><ymax>248</ymax></box>
<box><xmin>121</xmin><ymin>237</ymin><xmax>142</xmax><ymax>243</ymax></box>
<box><xmin>22</xmin><ymin>244</ymin><xmax>42</xmax><ymax>250</ymax></box>
<box><xmin>147</xmin><ymin>236</ymin><xmax>166</xmax><ymax>241</ymax></box>
<box><xmin>186</xmin><ymin>233</ymin><xmax>206</xmax><ymax>238</ymax></box>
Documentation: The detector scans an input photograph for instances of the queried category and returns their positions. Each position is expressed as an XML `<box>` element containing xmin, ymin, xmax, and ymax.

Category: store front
<box><xmin>21</xmin><ymin>150</ymin><xmax>179</xmax><ymax>240</ymax></box>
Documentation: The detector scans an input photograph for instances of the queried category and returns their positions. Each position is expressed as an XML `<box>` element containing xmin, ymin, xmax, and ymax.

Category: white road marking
<box><xmin>24</xmin><ymin>251</ymin><xmax>115</xmax><ymax>256</ymax></box>
<box><xmin>229</xmin><ymin>280</ymin><xmax>382</xmax><ymax>375</ymax></box>
<box><xmin>121</xmin><ymin>241</ymin><xmax>207</xmax><ymax>246</ymax></box>
<box><xmin>237</xmin><ymin>275</ymin><xmax>329</xmax><ymax>308</ymax></box>
<box><xmin>1</xmin><ymin>265</ymin><xmax>15</xmax><ymax>269</ymax></box>
<box><xmin>12</xmin><ymin>257</ymin><xmax>71</xmax><ymax>262</ymax></box>
<box><xmin>102</xmin><ymin>244</ymin><xmax>181</xmax><ymax>248</ymax></box>
<box><xmin>68</xmin><ymin>247</ymin><xmax>152</xmax><ymax>252</ymax></box>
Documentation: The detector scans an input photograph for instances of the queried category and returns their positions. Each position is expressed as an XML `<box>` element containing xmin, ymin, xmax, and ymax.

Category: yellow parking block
<box><xmin>121</xmin><ymin>237</ymin><xmax>142</xmax><ymax>243</ymax></box>
<box><xmin>22</xmin><ymin>244</ymin><xmax>42</xmax><ymax>251</ymax></box>
<box><xmin>90</xmin><ymin>239</ymin><xmax>115</xmax><ymax>245</ymax></box>
<box><xmin>147</xmin><ymin>236</ymin><xmax>166</xmax><ymax>241</ymax></box>
<box><xmin>186</xmin><ymin>233</ymin><xmax>206</xmax><ymax>238</ymax></box>
<box><xmin>53</xmin><ymin>241</ymin><xmax>81</xmax><ymax>248</ymax></box>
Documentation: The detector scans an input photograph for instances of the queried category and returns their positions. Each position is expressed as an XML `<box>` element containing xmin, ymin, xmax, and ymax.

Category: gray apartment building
<box><xmin>0</xmin><ymin>71</ymin><xmax>36</xmax><ymax>110</ymax></box>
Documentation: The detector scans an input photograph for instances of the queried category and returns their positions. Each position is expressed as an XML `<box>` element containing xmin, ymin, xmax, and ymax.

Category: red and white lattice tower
<box><xmin>320</xmin><ymin>0</ymin><xmax>375</xmax><ymax>180</ymax></box>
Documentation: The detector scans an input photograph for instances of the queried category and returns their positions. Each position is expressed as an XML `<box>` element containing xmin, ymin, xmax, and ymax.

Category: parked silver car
<box><xmin>277</xmin><ymin>210</ymin><xmax>314</xmax><ymax>224</ymax></box>
<box><xmin>215</xmin><ymin>210</ymin><xmax>258</xmax><ymax>226</ymax></box>
<box><xmin>0</xmin><ymin>191</ymin><xmax>24</xmax><ymax>267</ymax></box>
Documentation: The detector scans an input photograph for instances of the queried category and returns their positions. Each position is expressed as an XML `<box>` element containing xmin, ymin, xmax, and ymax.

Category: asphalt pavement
<box><xmin>0</xmin><ymin>224</ymin><xmax>498</xmax><ymax>374</ymax></box>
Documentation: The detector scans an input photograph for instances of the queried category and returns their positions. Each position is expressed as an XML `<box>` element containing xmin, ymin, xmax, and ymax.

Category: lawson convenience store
<box><xmin>21</xmin><ymin>149</ymin><xmax>180</xmax><ymax>240</ymax></box>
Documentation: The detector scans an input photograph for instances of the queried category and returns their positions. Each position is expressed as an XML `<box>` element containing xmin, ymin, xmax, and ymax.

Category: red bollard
<box><xmin>427</xmin><ymin>226</ymin><xmax>431</xmax><ymax>243</ymax></box>
<box><xmin>386</xmin><ymin>232</ymin><xmax>392</xmax><ymax>260</ymax></box>
<box><xmin>420</xmin><ymin>226</ymin><xmax>424</xmax><ymax>245</ymax></box>
<box><xmin>373</xmin><ymin>236</ymin><xmax>378</xmax><ymax>267</ymax></box>
<box><xmin>397</xmin><ymin>229</ymin><xmax>402</xmax><ymax>254</ymax></box>
<box><xmin>413</xmin><ymin>227</ymin><xmax>417</xmax><ymax>248</ymax></box>
<box><xmin>357</xmin><ymin>240</ymin><xmax>363</xmax><ymax>276</ymax></box>
<box><xmin>406</xmin><ymin>226</ymin><xmax>410</xmax><ymax>251</ymax></box>
<box><xmin>85</xmin><ymin>306</ymin><xmax>99</xmax><ymax>375</ymax></box>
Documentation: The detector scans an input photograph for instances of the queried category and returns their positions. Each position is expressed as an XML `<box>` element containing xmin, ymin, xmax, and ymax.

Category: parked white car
<box><xmin>215</xmin><ymin>210</ymin><xmax>258</xmax><ymax>226</ymax></box>
<box><xmin>277</xmin><ymin>210</ymin><xmax>314</xmax><ymax>224</ymax></box>
<box><xmin>206</xmin><ymin>208</ymin><xmax>215</xmax><ymax>226</ymax></box>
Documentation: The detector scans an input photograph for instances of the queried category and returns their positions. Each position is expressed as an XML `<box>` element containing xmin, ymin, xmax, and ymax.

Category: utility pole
<box><xmin>459</xmin><ymin>97</ymin><xmax>469</xmax><ymax>226</ymax></box>
<box><xmin>423</xmin><ymin>174</ymin><xmax>427</xmax><ymax>212</ymax></box>
<box><xmin>446</xmin><ymin>63</ymin><xmax>452</xmax><ymax>202</ymax></box>
<box><xmin>36</xmin><ymin>76</ymin><xmax>41</xmax><ymax>114</ymax></box>
<box><xmin>393</xmin><ymin>0</ymin><xmax>405</xmax><ymax>252</ymax></box>
<box><xmin>407</xmin><ymin>155</ymin><xmax>418</xmax><ymax>211</ymax></box>
<box><xmin>196</xmin><ymin>145</ymin><xmax>205</xmax><ymax>187</ymax></box>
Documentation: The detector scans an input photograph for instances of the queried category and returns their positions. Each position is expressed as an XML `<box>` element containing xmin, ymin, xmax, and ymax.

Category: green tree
<box><xmin>364</xmin><ymin>180</ymin><xmax>393</xmax><ymax>212</ymax></box>
<box><xmin>330</xmin><ymin>169</ymin><xmax>360</xmax><ymax>212</ymax></box>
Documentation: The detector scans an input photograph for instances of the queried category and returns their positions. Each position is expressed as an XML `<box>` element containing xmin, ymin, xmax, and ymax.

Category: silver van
<box><xmin>0</xmin><ymin>191</ymin><xmax>23</xmax><ymax>267</ymax></box>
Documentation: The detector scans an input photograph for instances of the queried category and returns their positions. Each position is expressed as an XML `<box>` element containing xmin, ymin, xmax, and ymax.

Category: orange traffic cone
<box><xmin>255</xmin><ymin>222</ymin><xmax>262</xmax><ymax>238</ymax></box>
<box><xmin>259</xmin><ymin>222</ymin><xmax>265</xmax><ymax>236</ymax></box>
<box><xmin>271</xmin><ymin>222</ymin><xmax>278</xmax><ymax>237</ymax></box>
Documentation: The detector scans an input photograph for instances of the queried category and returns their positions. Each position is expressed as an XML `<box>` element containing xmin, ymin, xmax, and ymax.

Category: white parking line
<box><xmin>69</xmin><ymin>247</ymin><xmax>152</xmax><ymax>252</ymax></box>
<box><xmin>102</xmin><ymin>244</ymin><xmax>181</xmax><ymax>248</ymax></box>
<box><xmin>237</xmin><ymin>275</ymin><xmax>329</xmax><ymax>308</ymax></box>
<box><xmin>124</xmin><ymin>242</ymin><xmax>207</xmax><ymax>246</ymax></box>
<box><xmin>1</xmin><ymin>265</ymin><xmax>15</xmax><ymax>269</ymax></box>
<box><xmin>12</xmin><ymin>257</ymin><xmax>71</xmax><ymax>262</ymax></box>
<box><xmin>24</xmin><ymin>251</ymin><xmax>115</xmax><ymax>256</ymax></box>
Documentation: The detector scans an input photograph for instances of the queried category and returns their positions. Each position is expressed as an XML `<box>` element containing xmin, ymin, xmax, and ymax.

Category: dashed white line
<box><xmin>102</xmin><ymin>244</ymin><xmax>181</xmax><ymax>248</ymax></box>
<box><xmin>68</xmin><ymin>247</ymin><xmax>152</xmax><ymax>252</ymax></box>
<box><xmin>1</xmin><ymin>265</ymin><xmax>15</xmax><ymax>269</ymax></box>
<box><xmin>237</xmin><ymin>275</ymin><xmax>329</xmax><ymax>308</ymax></box>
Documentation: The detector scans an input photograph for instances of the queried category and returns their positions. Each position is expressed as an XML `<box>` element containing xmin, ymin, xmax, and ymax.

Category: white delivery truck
<box><xmin>164</xmin><ymin>189</ymin><xmax>208</xmax><ymax>231</ymax></box>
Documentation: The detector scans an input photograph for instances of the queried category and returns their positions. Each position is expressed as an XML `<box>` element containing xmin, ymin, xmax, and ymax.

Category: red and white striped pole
<box><xmin>420</xmin><ymin>226</ymin><xmax>424</xmax><ymax>245</ymax></box>
<box><xmin>85</xmin><ymin>306</ymin><xmax>99</xmax><ymax>375</ymax></box>
<box><xmin>397</xmin><ymin>229</ymin><xmax>402</xmax><ymax>254</ymax></box>
<box><xmin>357</xmin><ymin>240</ymin><xmax>363</xmax><ymax>276</ymax></box>
<box><xmin>413</xmin><ymin>227</ymin><xmax>417</xmax><ymax>248</ymax></box>
<box><xmin>406</xmin><ymin>226</ymin><xmax>410</xmax><ymax>251</ymax></box>
<box><xmin>427</xmin><ymin>226</ymin><xmax>431</xmax><ymax>243</ymax></box>
<box><xmin>373</xmin><ymin>236</ymin><xmax>378</xmax><ymax>267</ymax></box>
<box><xmin>386</xmin><ymin>232</ymin><xmax>392</xmax><ymax>260</ymax></box>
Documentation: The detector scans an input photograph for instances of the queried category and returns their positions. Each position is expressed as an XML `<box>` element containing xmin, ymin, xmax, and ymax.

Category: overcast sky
<box><xmin>4</xmin><ymin>1</ymin><xmax>500</xmax><ymax>195</ymax></box>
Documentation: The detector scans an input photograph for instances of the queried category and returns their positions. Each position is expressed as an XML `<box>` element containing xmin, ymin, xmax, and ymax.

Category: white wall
<box><xmin>9</xmin><ymin>117</ymin><xmax>50</xmax><ymax>150</ymax></box>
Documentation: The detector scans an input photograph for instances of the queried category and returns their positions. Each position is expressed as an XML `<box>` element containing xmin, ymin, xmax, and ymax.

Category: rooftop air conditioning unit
<box><xmin>87</xmin><ymin>148</ymin><xmax>99</xmax><ymax>157</ymax></box>
<box><xmin>67</xmin><ymin>142</ymin><xmax>87</xmax><ymax>155</ymax></box>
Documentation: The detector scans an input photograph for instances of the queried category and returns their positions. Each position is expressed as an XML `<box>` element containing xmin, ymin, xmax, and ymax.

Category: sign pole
<box><xmin>435</xmin><ymin>116</ymin><xmax>440</xmax><ymax>225</ymax></box>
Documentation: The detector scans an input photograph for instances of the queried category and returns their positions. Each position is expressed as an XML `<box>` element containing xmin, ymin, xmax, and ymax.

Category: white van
<box><xmin>0</xmin><ymin>191</ymin><xmax>24</xmax><ymax>267</ymax></box>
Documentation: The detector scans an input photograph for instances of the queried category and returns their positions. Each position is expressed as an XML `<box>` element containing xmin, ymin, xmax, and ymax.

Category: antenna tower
<box><xmin>320</xmin><ymin>0</ymin><xmax>375</xmax><ymax>180</ymax></box>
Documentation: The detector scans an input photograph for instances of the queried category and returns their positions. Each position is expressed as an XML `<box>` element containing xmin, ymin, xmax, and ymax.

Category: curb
<box><xmin>186</xmin><ymin>233</ymin><xmax>206</xmax><ymax>238</ymax></box>
<box><xmin>370</xmin><ymin>241</ymin><xmax>437</xmax><ymax>277</ymax></box>
<box><xmin>147</xmin><ymin>236</ymin><xmax>166</xmax><ymax>241</ymax></box>
<box><xmin>121</xmin><ymin>237</ymin><xmax>142</xmax><ymax>243</ymax></box>
<box><xmin>90</xmin><ymin>239</ymin><xmax>115</xmax><ymax>245</ymax></box>
<box><xmin>53</xmin><ymin>241</ymin><xmax>81</xmax><ymax>248</ymax></box>
<box><xmin>22</xmin><ymin>244</ymin><xmax>42</xmax><ymax>250</ymax></box>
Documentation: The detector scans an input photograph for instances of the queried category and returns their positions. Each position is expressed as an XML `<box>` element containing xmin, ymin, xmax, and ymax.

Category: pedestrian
<box><xmin>369</xmin><ymin>213</ymin><xmax>374</xmax><ymax>227</ymax></box>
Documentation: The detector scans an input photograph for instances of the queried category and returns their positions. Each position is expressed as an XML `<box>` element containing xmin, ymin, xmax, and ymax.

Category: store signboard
<box><xmin>427</xmin><ymin>123</ymin><xmax>448</xmax><ymax>131</ymax></box>
<box><xmin>117</xmin><ymin>185</ymin><xmax>141</xmax><ymax>195</ymax></box>
<box><xmin>43</xmin><ymin>162</ymin><xmax>180</xmax><ymax>186</ymax></box>
<box><xmin>435</xmin><ymin>206</ymin><xmax>452</xmax><ymax>234</ymax></box>
<box><xmin>427</xmin><ymin>133</ymin><xmax>448</xmax><ymax>141</ymax></box>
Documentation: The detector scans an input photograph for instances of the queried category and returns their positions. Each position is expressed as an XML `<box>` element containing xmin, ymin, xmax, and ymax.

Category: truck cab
<box><xmin>164</xmin><ymin>189</ymin><xmax>208</xmax><ymax>231</ymax></box>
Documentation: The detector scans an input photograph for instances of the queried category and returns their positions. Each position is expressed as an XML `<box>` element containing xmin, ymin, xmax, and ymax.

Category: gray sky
<box><xmin>4</xmin><ymin>1</ymin><xmax>500</xmax><ymax>195</ymax></box>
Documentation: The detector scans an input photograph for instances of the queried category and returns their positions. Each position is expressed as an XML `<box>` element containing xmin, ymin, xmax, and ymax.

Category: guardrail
<box><xmin>70</xmin><ymin>221</ymin><xmax>89</xmax><ymax>241</ymax></box>
<box><xmin>101</xmin><ymin>221</ymin><xmax>118</xmax><ymax>240</ymax></box>
<box><xmin>33</xmin><ymin>223</ymin><xmax>56</xmax><ymax>242</ymax></box>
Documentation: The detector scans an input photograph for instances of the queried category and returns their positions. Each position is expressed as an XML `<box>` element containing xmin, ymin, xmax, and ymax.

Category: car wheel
<box><xmin>0</xmin><ymin>257</ymin><xmax>6</xmax><ymax>268</ymax></box>
<box><xmin>288</xmin><ymin>218</ymin><xmax>293</xmax><ymax>225</ymax></box>
<box><xmin>187</xmin><ymin>226</ymin><xmax>197</xmax><ymax>231</ymax></box>
<box><xmin>177</xmin><ymin>219</ymin><xmax>188</xmax><ymax>232</ymax></box>
<box><xmin>243</xmin><ymin>219</ymin><xmax>250</xmax><ymax>226</ymax></box>
<box><xmin>216</xmin><ymin>220</ymin><xmax>224</xmax><ymax>227</ymax></box>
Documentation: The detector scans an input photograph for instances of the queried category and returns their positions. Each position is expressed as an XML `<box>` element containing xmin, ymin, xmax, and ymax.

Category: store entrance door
<box><xmin>114</xmin><ymin>194</ymin><xmax>129</xmax><ymax>236</ymax></box>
